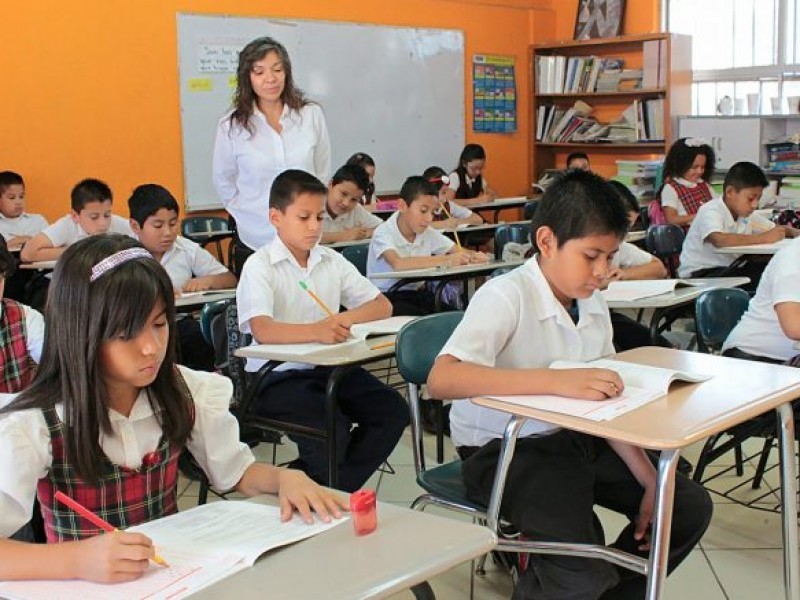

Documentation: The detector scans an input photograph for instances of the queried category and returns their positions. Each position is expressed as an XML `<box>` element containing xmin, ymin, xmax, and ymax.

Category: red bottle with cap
<box><xmin>350</xmin><ymin>489</ymin><xmax>377</xmax><ymax>536</ymax></box>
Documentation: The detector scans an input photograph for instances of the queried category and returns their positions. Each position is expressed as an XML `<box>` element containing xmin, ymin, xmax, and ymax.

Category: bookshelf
<box><xmin>530</xmin><ymin>33</ymin><xmax>692</xmax><ymax>183</ymax></box>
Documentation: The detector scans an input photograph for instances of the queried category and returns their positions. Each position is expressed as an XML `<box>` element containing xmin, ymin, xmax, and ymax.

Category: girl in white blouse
<box><xmin>0</xmin><ymin>234</ymin><xmax>344</xmax><ymax>583</ymax></box>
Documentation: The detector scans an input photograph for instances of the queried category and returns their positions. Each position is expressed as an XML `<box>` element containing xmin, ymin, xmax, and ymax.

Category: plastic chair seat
<box><xmin>416</xmin><ymin>460</ymin><xmax>486</xmax><ymax>512</ymax></box>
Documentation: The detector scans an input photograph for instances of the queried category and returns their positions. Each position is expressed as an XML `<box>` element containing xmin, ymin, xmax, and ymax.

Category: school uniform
<box><xmin>723</xmin><ymin>236</ymin><xmax>800</xmax><ymax>361</ymax></box>
<box><xmin>447</xmin><ymin>171</ymin><xmax>489</xmax><ymax>200</ymax></box>
<box><xmin>322</xmin><ymin>204</ymin><xmax>382</xmax><ymax>233</ymax></box>
<box><xmin>0</xmin><ymin>367</ymin><xmax>254</xmax><ymax>540</ymax></box>
<box><xmin>678</xmin><ymin>197</ymin><xmax>774</xmax><ymax>283</ymax></box>
<box><xmin>0</xmin><ymin>299</ymin><xmax>43</xmax><ymax>393</ymax></box>
<box><xmin>367</xmin><ymin>212</ymin><xmax>454</xmax><ymax>315</ymax></box>
<box><xmin>442</xmin><ymin>256</ymin><xmax>712</xmax><ymax>599</ymax></box>
<box><xmin>40</xmin><ymin>214</ymin><xmax>135</xmax><ymax>247</ymax></box>
<box><xmin>660</xmin><ymin>177</ymin><xmax>714</xmax><ymax>217</ymax></box>
<box><xmin>0</xmin><ymin>213</ymin><xmax>48</xmax><ymax>242</ymax></box>
<box><xmin>236</xmin><ymin>236</ymin><xmax>408</xmax><ymax>492</ymax></box>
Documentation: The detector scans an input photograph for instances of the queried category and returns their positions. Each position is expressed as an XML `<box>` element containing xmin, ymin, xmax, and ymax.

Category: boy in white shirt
<box><xmin>0</xmin><ymin>172</ymin><xmax>48</xmax><ymax>249</ymax></box>
<box><xmin>428</xmin><ymin>170</ymin><xmax>711</xmax><ymax>599</ymax></box>
<box><xmin>237</xmin><ymin>169</ymin><xmax>408</xmax><ymax>492</ymax></box>
<box><xmin>21</xmin><ymin>178</ymin><xmax>134</xmax><ymax>263</ymax></box>
<box><xmin>320</xmin><ymin>164</ymin><xmax>382</xmax><ymax>243</ymax></box>
<box><xmin>129</xmin><ymin>184</ymin><xmax>237</xmax><ymax>371</ymax></box>
<box><xmin>367</xmin><ymin>176</ymin><xmax>487</xmax><ymax>315</ymax></box>
<box><xmin>678</xmin><ymin>162</ymin><xmax>794</xmax><ymax>289</ymax></box>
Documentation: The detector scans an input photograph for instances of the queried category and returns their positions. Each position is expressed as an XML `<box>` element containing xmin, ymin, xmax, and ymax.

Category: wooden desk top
<box><xmin>18</xmin><ymin>260</ymin><xmax>56</xmax><ymax>270</ymax></box>
<box><xmin>174</xmin><ymin>289</ymin><xmax>236</xmax><ymax>309</ymax></box>
<box><xmin>235</xmin><ymin>335</ymin><xmax>397</xmax><ymax>366</ymax></box>
<box><xmin>464</xmin><ymin>196</ymin><xmax>531</xmax><ymax>211</ymax></box>
<box><xmin>473</xmin><ymin>347</ymin><xmax>800</xmax><ymax>450</ymax></box>
<box><xmin>716</xmin><ymin>239</ymin><xmax>791</xmax><ymax>254</ymax></box>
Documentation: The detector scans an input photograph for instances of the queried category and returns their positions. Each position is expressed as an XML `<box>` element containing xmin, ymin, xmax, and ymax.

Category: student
<box><xmin>427</xmin><ymin>170</ymin><xmax>712</xmax><ymax>599</ymax></box>
<box><xmin>445</xmin><ymin>144</ymin><xmax>497</xmax><ymax>206</ymax></box>
<box><xmin>320</xmin><ymin>164</ymin><xmax>382</xmax><ymax>243</ymax></box>
<box><xmin>367</xmin><ymin>176</ymin><xmax>488</xmax><ymax>316</ymax></box>
<box><xmin>0</xmin><ymin>234</ymin><xmax>345</xmax><ymax>582</ymax></box>
<box><xmin>422</xmin><ymin>166</ymin><xmax>482</xmax><ymax>229</ymax></box>
<box><xmin>128</xmin><ymin>183</ymin><xmax>238</xmax><ymax>371</ymax></box>
<box><xmin>237</xmin><ymin>169</ymin><xmax>408</xmax><ymax>493</ymax></box>
<box><xmin>657</xmin><ymin>138</ymin><xmax>716</xmax><ymax>228</ymax></box>
<box><xmin>345</xmin><ymin>152</ymin><xmax>377</xmax><ymax>205</ymax></box>
<box><xmin>566</xmin><ymin>151</ymin><xmax>591</xmax><ymax>171</ymax></box>
<box><xmin>0</xmin><ymin>172</ymin><xmax>48</xmax><ymax>249</ymax></box>
<box><xmin>678</xmin><ymin>162</ymin><xmax>793</xmax><ymax>287</ymax></box>
<box><xmin>21</xmin><ymin>178</ymin><xmax>134</xmax><ymax>263</ymax></box>
<box><xmin>609</xmin><ymin>180</ymin><xmax>644</xmax><ymax>231</ymax></box>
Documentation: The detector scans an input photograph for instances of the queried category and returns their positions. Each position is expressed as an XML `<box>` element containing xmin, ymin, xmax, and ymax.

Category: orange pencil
<box><xmin>369</xmin><ymin>340</ymin><xmax>395</xmax><ymax>350</ymax></box>
<box><xmin>299</xmin><ymin>280</ymin><xmax>336</xmax><ymax>318</ymax></box>
<box><xmin>439</xmin><ymin>203</ymin><xmax>463</xmax><ymax>250</ymax></box>
<box><xmin>54</xmin><ymin>490</ymin><xmax>169</xmax><ymax>568</ymax></box>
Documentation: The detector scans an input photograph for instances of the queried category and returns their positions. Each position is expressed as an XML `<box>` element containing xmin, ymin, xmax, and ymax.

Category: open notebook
<box><xmin>0</xmin><ymin>501</ymin><xmax>346</xmax><ymax>600</ymax></box>
<box><xmin>601</xmin><ymin>279</ymin><xmax>704</xmax><ymax>302</ymax></box>
<box><xmin>486</xmin><ymin>358</ymin><xmax>710</xmax><ymax>421</ymax></box>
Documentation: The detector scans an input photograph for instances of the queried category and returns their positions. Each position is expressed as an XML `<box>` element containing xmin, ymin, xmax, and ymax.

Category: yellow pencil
<box><xmin>299</xmin><ymin>281</ymin><xmax>336</xmax><ymax>318</ymax></box>
<box><xmin>369</xmin><ymin>340</ymin><xmax>395</xmax><ymax>350</ymax></box>
<box><xmin>439</xmin><ymin>202</ymin><xmax>463</xmax><ymax>250</ymax></box>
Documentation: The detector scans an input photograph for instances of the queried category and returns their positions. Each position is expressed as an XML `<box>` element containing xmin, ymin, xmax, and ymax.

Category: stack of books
<box><xmin>766</xmin><ymin>141</ymin><xmax>800</xmax><ymax>173</ymax></box>
<box><xmin>535</xmin><ymin>56</ymin><xmax>629</xmax><ymax>94</ymax></box>
<box><xmin>536</xmin><ymin>100</ymin><xmax>608</xmax><ymax>143</ymax></box>
<box><xmin>613</xmin><ymin>159</ymin><xmax>663</xmax><ymax>201</ymax></box>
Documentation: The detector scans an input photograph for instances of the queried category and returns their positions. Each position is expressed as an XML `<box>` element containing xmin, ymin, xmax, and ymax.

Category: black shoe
<box><xmin>419</xmin><ymin>399</ymin><xmax>451</xmax><ymax>436</ymax></box>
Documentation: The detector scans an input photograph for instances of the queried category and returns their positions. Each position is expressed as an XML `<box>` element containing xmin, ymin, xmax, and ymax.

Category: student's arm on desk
<box><xmin>20</xmin><ymin>233</ymin><xmax>64</xmax><ymax>262</ymax></box>
<box><xmin>663</xmin><ymin>206</ymin><xmax>694</xmax><ymax>228</ymax></box>
<box><xmin>320</xmin><ymin>227</ymin><xmax>370</xmax><ymax>243</ymax></box>
<box><xmin>605</xmin><ymin>441</ymin><xmax>657</xmax><ymax>550</ymax></box>
<box><xmin>383</xmin><ymin>249</ymin><xmax>469</xmax><ymax>271</ymax></box>
<box><xmin>608</xmin><ymin>257</ymin><xmax>668</xmax><ymax>283</ymax></box>
<box><xmin>182</xmin><ymin>271</ymin><xmax>238</xmax><ymax>293</ymax></box>
<box><xmin>775</xmin><ymin>302</ymin><xmax>800</xmax><ymax>340</ymax></box>
<box><xmin>708</xmin><ymin>226</ymin><xmax>786</xmax><ymax>248</ymax></box>
<box><xmin>6</xmin><ymin>235</ymin><xmax>31</xmax><ymax>248</ymax></box>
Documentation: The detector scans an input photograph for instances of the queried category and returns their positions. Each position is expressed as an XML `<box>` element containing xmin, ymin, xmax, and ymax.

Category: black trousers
<box><xmin>176</xmin><ymin>316</ymin><xmax>215</xmax><ymax>372</ymax></box>
<box><xmin>610</xmin><ymin>311</ymin><xmax>672</xmax><ymax>352</ymax></box>
<box><xmin>690</xmin><ymin>259</ymin><xmax>767</xmax><ymax>292</ymax></box>
<box><xmin>460</xmin><ymin>431</ymin><xmax>713</xmax><ymax>600</ymax></box>
<box><xmin>255</xmin><ymin>367</ymin><xmax>409</xmax><ymax>492</ymax></box>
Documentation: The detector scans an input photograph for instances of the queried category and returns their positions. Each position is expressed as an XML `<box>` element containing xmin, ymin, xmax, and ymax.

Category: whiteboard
<box><xmin>177</xmin><ymin>13</ymin><xmax>465</xmax><ymax>211</ymax></box>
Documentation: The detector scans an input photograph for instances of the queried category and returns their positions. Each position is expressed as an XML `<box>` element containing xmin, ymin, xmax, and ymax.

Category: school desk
<box><xmin>18</xmin><ymin>260</ymin><xmax>56</xmax><ymax>271</ymax></box>
<box><xmin>464</xmin><ymin>196</ymin><xmax>533</xmax><ymax>223</ymax></box>
<box><xmin>235</xmin><ymin>336</ymin><xmax>398</xmax><ymax>490</ymax></box>
<box><xmin>472</xmin><ymin>346</ymin><xmax>800</xmax><ymax>600</ymax></box>
<box><xmin>174</xmin><ymin>289</ymin><xmax>237</xmax><ymax>310</ymax></box>
<box><xmin>716</xmin><ymin>239</ymin><xmax>791</xmax><ymax>255</ymax></box>
<box><xmin>323</xmin><ymin>238</ymin><xmax>371</xmax><ymax>250</ymax></box>
<box><xmin>190</xmin><ymin>495</ymin><xmax>497</xmax><ymax>600</ymax></box>
<box><xmin>605</xmin><ymin>276</ymin><xmax>750</xmax><ymax>344</ymax></box>
<box><xmin>626</xmin><ymin>230</ymin><xmax>646</xmax><ymax>244</ymax></box>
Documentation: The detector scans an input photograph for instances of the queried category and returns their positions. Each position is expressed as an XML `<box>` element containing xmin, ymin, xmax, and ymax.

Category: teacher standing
<box><xmin>212</xmin><ymin>37</ymin><xmax>331</xmax><ymax>272</ymax></box>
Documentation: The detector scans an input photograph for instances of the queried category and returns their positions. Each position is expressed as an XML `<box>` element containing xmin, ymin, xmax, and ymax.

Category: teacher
<box><xmin>212</xmin><ymin>36</ymin><xmax>331</xmax><ymax>272</ymax></box>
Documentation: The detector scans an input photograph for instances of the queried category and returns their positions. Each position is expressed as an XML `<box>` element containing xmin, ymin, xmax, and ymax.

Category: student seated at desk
<box><xmin>345</xmin><ymin>152</ymin><xmax>377</xmax><ymax>205</ymax></box>
<box><xmin>656</xmin><ymin>138</ymin><xmax>716</xmax><ymax>229</ymax></box>
<box><xmin>21</xmin><ymin>178</ymin><xmax>134</xmax><ymax>263</ymax></box>
<box><xmin>422</xmin><ymin>166</ymin><xmax>482</xmax><ymax>229</ymax></box>
<box><xmin>428</xmin><ymin>170</ymin><xmax>711</xmax><ymax>600</ymax></box>
<box><xmin>320</xmin><ymin>164</ymin><xmax>382</xmax><ymax>243</ymax></box>
<box><xmin>678</xmin><ymin>162</ymin><xmax>796</xmax><ymax>290</ymax></box>
<box><xmin>566</xmin><ymin>151</ymin><xmax>591</xmax><ymax>171</ymax></box>
<box><xmin>128</xmin><ymin>184</ymin><xmax>237</xmax><ymax>371</ymax></box>
<box><xmin>237</xmin><ymin>169</ymin><xmax>408</xmax><ymax>493</ymax></box>
<box><xmin>0</xmin><ymin>235</ymin><xmax>345</xmax><ymax>583</ymax></box>
<box><xmin>367</xmin><ymin>176</ymin><xmax>488</xmax><ymax>316</ymax></box>
<box><xmin>0</xmin><ymin>171</ymin><xmax>48</xmax><ymax>250</ymax></box>
<box><xmin>445</xmin><ymin>143</ymin><xmax>497</xmax><ymax>207</ymax></box>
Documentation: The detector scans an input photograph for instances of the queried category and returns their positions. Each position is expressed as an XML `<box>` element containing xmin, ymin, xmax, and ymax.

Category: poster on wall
<box><xmin>473</xmin><ymin>55</ymin><xmax>517</xmax><ymax>133</ymax></box>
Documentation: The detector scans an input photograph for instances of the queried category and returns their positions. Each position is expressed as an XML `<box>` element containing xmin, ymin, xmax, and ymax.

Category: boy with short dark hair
<box><xmin>428</xmin><ymin>170</ymin><xmax>711</xmax><ymax>599</ymax></box>
<box><xmin>0</xmin><ymin>172</ymin><xmax>48</xmax><ymax>249</ymax></box>
<box><xmin>566</xmin><ymin>151</ymin><xmax>591</xmax><ymax>171</ymax></box>
<box><xmin>320</xmin><ymin>164</ymin><xmax>382</xmax><ymax>243</ymax></box>
<box><xmin>237</xmin><ymin>169</ymin><xmax>408</xmax><ymax>492</ymax></box>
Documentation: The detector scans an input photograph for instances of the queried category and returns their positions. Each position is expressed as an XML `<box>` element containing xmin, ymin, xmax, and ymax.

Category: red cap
<box><xmin>350</xmin><ymin>489</ymin><xmax>376</xmax><ymax>511</ymax></box>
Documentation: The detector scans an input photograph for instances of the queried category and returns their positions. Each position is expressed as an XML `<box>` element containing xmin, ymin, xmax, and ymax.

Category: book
<box><xmin>601</xmin><ymin>279</ymin><xmax>704</xmax><ymax>302</ymax></box>
<box><xmin>486</xmin><ymin>358</ymin><xmax>711</xmax><ymax>422</ymax></box>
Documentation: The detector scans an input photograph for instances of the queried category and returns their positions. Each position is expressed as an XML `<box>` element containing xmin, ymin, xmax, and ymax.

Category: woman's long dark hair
<box><xmin>2</xmin><ymin>235</ymin><xmax>193</xmax><ymax>483</ymax></box>
<box><xmin>229</xmin><ymin>37</ymin><xmax>310</xmax><ymax>136</ymax></box>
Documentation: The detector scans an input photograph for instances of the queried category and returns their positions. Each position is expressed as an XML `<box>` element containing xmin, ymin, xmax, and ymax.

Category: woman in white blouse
<box><xmin>212</xmin><ymin>37</ymin><xmax>331</xmax><ymax>272</ymax></box>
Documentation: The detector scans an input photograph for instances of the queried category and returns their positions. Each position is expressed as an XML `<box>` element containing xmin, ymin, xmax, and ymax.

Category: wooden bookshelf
<box><xmin>530</xmin><ymin>33</ymin><xmax>692</xmax><ymax>183</ymax></box>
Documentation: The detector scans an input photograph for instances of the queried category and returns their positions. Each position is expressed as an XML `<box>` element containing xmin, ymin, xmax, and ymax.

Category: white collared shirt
<box><xmin>41</xmin><ymin>214</ymin><xmax>135</xmax><ymax>248</ymax></box>
<box><xmin>441</xmin><ymin>256</ymin><xmax>615</xmax><ymax>447</ymax></box>
<box><xmin>322</xmin><ymin>204</ymin><xmax>382</xmax><ymax>233</ymax></box>
<box><xmin>678</xmin><ymin>198</ymin><xmax>775</xmax><ymax>277</ymax></box>
<box><xmin>660</xmin><ymin>177</ymin><xmax>714</xmax><ymax>216</ymax></box>
<box><xmin>158</xmin><ymin>236</ymin><xmax>230</xmax><ymax>291</ymax></box>
<box><xmin>0</xmin><ymin>301</ymin><xmax>44</xmax><ymax>363</ymax></box>
<box><xmin>0</xmin><ymin>366</ymin><xmax>255</xmax><ymax>537</ymax></box>
<box><xmin>212</xmin><ymin>104</ymin><xmax>332</xmax><ymax>251</ymax></box>
<box><xmin>612</xmin><ymin>241</ymin><xmax>654</xmax><ymax>269</ymax></box>
<box><xmin>723</xmin><ymin>236</ymin><xmax>800</xmax><ymax>360</ymax></box>
<box><xmin>237</xmin><ymin>236</ymin><xmax>380</xmax><ymax>372</ymax></box>
<box><xmin>447</xmin><ymin>172</ymin><xmax>489</xmax><ymax>195</ymax></box>
<box><xmin>367</xmin><ymin>212</ymin><xmax>454</xmax><ymax>292</ymax></box>
<box><xmin>0</xmin><ymin>213</ymin><xmax>48</xmax><ymax>241</ymax></box>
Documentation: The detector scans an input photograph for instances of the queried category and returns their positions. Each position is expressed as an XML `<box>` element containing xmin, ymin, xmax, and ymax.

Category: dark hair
<box><xmin>345</xmin><ymin>153</ymin><xmax>376</xmax><ymax>202</ymax></box>
<box><xmin>269</xmin><ymin>169</ymin><xmax>327</xmax><ymax>212</ymax></box>
<box><xmin>607</xmin><ymin>180</ymin><xmax>640</xmax><ymax>214</ymax></box>
<box><xmin>2</xmin><ymin>234</ymin><xmax>192</xmax><ymax>483</ymax></box>
<box><xmin>453</xmin><ymin>144</ymin><xmax>487</xmax><ymax>199</ymax></box>
<box><xmin>0</xmin><ymin>171</ymin><xmax>24</xmax><ymax>196</ymax></box>
<box><xmin>723</xmin><ymin>161</ymin><xmax>769</xmax><ymax>193</ymax></box>
<box><xmin>229</xmin><ymin>37</ymin><xmax>310</xmax><ymax>136</ymax></box>
<box><xmin>422</xmin><ymin>166</ymin><xmax>448</xmax><ymax>193</ymax></box>
<box><xmin>662</xmin><ymin>138</ymin><xmax>715</xmax><ymax>183</ymax></box>
<box><xmin>566</xmin><ymin>152</ymin><xmax>589</xmax><ymax>168</ymax></box>
<box><xmin>331</xmin><ymin>164</ymin><xmax>369</xmax><ymax>194</ymax></box>
<box><xmin>532</xmin><ymin>170</ymin><xmax>629</xmax><ymax>249</ymax></box>
<box><xmin>0</xmin><ymin>238</ymin><xmax>16</xmax><ymax>279</ymax></box>
<box><xmin>71</xmin><ymin>178</ymin><xmax>112</xmax><ymax>212</ymax></box>
<box><xmin>400</xmin><ymin>176</ymin><xmax>438</xmax><ymax>206</ymax></box>
<box><xmin>128</xmin><ymin>184</ymin><xmax>180</xmax><ymax>227</ymax></box>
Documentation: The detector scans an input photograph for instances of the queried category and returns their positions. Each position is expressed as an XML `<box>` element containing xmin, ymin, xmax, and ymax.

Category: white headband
<box><xmin>684</xmin><ymin>137</ymin><xmax>709</xmax><ymax>148</ymax></box>
<box><xmin>89</xmin><ymin>248</ymin><xmax>153</xmax><ymax>283</ymax></box>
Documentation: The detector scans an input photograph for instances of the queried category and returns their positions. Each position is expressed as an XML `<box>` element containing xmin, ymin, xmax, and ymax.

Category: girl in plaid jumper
<box><xmin>657</xmin><ymin>137</ymin><xmax>716</xmax><ymax>229</ymax></box>
<box><xmin>0</xmin><ymin>234</ymin><xmax>346</xmax><ymax>583</ymax></box>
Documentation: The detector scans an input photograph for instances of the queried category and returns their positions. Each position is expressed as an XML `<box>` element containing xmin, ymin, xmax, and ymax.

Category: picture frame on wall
<box><xmin>574</xmin><ymin>0</ymin><xmax>626</xmax><ymax>40</ymax></box>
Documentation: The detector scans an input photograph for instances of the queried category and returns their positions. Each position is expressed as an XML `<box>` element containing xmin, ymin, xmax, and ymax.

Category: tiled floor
<box><xmin>178</xmin><ymin>426</ymin><xmax>795</xmax><ymax>599</ymax></box>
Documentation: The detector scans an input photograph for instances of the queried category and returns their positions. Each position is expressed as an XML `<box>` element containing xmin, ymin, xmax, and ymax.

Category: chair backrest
<box><xmin>645</xmin><ymin>224</ymin><xmax>685</xmax><ymax>277</ymax></box>
<box><xmin>341</xmin><ymin>244</ymin><xmax>368</xmax><ymax>276</ymax></box>
<box><xmin>181</xmin><ymin>216</ymin><xmax>229</xmax><ymax>237</ymax></box>
<box><xmin>199</xmin><ymin>299</ymin><xmax>233</xmax><ymax>372</ymax></box>
<box><xmin>638</xmin><ymin>205</ymin><xmax>651</xmax><ymax>230</ymax></box>
<box><xmin>223</xmin><ymin>303</ymin><xmax>252</xmax><ymax>410</ymax></box>
<box><xmin>494</xmin><ymin>223</ymin><xmax>531</xmax><ymax>260</ymax></box>
<box><xmin>694</xmin><ymin>288</ymin><xmax>750</xmax><ymax>353</ymax></box>
<box><xmin>523</xmin><ymin>200</ymin><xmax>538</xmax><ymax>221</ymax></box>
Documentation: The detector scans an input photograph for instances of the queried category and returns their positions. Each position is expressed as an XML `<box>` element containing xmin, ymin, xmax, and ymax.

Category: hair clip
<box><xmin>429</xmin><ymin>175</ymin><xmax>450</xmax><ymax>185</ymax></box>
<box><xmin>684</xmin><ymin>137</ymin><xmax>709</xmax><ymax>148</ymax></box>
<box><xmin>90</xmin><ymin>248</ymin><xmax>153</xmax><ymax>283</ymax></box>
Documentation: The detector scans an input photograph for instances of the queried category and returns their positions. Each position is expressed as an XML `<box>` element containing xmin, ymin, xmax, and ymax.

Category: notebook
<box><xmin>601</xmin><ymin>279</ymin><xmax>703</xmax><ymax>302</ymax></box>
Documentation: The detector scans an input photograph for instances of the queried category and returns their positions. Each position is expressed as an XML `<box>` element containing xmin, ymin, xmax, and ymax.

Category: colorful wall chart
<box><xmin>473</xmin><ymin>54</ymin><xmax>517</xmax><ymax>133</ymax></box>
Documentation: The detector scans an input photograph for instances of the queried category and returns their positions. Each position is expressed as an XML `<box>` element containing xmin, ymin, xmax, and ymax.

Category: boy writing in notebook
<box><xmin>237</xmin><ymin>169</ymin><xmax>408</xmax><ymax>492</ymax></box>
<box><xmin>320</xmin><ymin>164</ymin><xmax>382</xmax><ymax>243</ymax></box>
<box><xmin>428</xmin><ymin>170</ymin><xmax>711</xmax><ymax>599</ymax></box>
<box><xmin>21</xmin><ymin>178</ymin><xmax>134</xmax><ymax>263</ymax></box>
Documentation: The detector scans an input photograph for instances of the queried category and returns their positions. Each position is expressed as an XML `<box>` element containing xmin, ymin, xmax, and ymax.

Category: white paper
<box><xmin>601</xmin><ymin>279</ymin><xmax>701</xmax><ymax>302</ymax></box>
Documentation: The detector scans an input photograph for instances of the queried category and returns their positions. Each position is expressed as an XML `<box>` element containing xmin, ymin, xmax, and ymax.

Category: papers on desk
<box><xmin>486</xmin><ymin>358</ymin><xmax>710</xmax><ymax>421</ymax></box>
<box><xmin>177</xmin><ymin>288</ymin><xmax>237</xmax><ymax>300</ymax></box>
<box><xmin>601</xmin><ymin>279</ymin><xmax>703</xmax><ymax>302</ymax></box>
<box><xmin>0</xmin><ymin>501</ymin><xmax>346</xmax><ymax>600</ymax></box>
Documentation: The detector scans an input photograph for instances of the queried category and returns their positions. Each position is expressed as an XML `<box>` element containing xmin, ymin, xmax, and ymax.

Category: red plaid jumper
<box><xmin>0</xmin><ymin>299</ymin><xmax>35</xmax><ymax>393</ymax></box>
<box><xmin>668</xmin><ymin>179</ymin><xmax>713</xmax><ymax>216</ymax></box>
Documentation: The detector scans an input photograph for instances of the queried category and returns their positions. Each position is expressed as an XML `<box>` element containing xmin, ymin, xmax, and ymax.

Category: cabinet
<box><xmin>530</xmin><ymin>33</ymin><xmax>692</xmax><ymax>183</ymax></box>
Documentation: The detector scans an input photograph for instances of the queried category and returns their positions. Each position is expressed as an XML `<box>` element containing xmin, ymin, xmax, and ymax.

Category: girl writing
<box><xmin>657</xmin><ymin>137</ymin><xmax>716</xmax><ymax>228</ymax></box>
<box><xmin>445</xmin><ymin>144</ymin><xmax>497</xmax><ymax>206</ymax></box>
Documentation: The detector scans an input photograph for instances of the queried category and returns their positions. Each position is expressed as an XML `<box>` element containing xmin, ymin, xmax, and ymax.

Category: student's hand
<box><xmin>468</xmin><ymin>251</ymin><xmax>490</xmax><ymax>264</ymax></box>
<box><xmin>6</xmin><ymin>235</ymin><xmax>30</xmax><ymax>248</ymax></box>
<box><xmin>314</xmin><ymin>316</ymin><xmax>351</xmax><ymax>344</ymax></box>
<box><xmin>182</xmin><ymin>277</ymin><xmax>213</xmax><ymax>293</ymax></box>
<box><xmin>762</xmin><ymin>226</ymin><xmax>787</xmax><ymax>243</ymax></box>
<box><xmin>635</xmin><ymin>483</ymin><xmax>656</xmax><ymax>551</ymax></box>
<box><xmin>782</xmin><ymin>226</ymin><xmax>800</xmax><ymax>239</ymax></box>
<box><xmin>553</xmin><ymin>368</ymin><xmax>624</xmax><ymax>401</ymax></box>
<box><xmin>447</xmin><ymin>253</ymin><xmax>472</xmax><ymax>267</ymax></box>
<box><xmin>602</xmin><ymin>267</ymin><xmax>623</xmax><ymax>289</ymax></box>
<box><xmin>74</xmin><ymin>530</ymin><xmax>155</xmax><ymax>583</ymax></box>
<box><xmin>342</xmin><ymin>228</ymin><xmax>369</xmax><ymax>241</ymax></box>
<box><xmin>277</xmin><ymin>469</ymin><xmax>348</xmax><ymax>524</ymax></box>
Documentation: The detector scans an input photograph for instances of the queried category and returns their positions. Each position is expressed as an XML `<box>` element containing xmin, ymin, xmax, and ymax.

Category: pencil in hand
<box><xmin>439</xmin><ymin>203</ymin><xmax>463</xmax><ymax>250</ymax></box>
<box><xmin>299</xmin><ymin>280</ymin><xmax>336</xmax><ymax>318</ymax></box>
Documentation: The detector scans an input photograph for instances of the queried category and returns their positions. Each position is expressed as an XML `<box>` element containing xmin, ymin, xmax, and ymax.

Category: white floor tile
<box><xmin>701</xmin><ymin>502</ymin><xmax>785</xmax><ymax>550</ymax></box>
<box><xmin>705</xmin><ymin>548</ymin><xmax>786</xmax><ymax>599</ymax></box>
<box><xmin>663</xmin><ymin>550</ymin><xmax>727</xmax><ymax>600</ymax></box>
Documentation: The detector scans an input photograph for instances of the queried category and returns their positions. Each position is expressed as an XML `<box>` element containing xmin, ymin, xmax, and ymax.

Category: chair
<box><xmin>199</xmin><ymin>299</ymin><xmax>232</xmax><ymax>373</ymax></box>
<box><xmin>523</xmin><ymin>200</ymin><xmax>538</xmax><ymax>221</ymax></box>
<box><xmin>645</xmin><ymin>224</ymin><xmax>685</xmax><ymax>278</ymax></box>
<box><xmin>693</xmin><ymin>288</ymin><xmax>750</xmax><ymax>354</ymax></box>
<box><xmin>494</xmin><ymin>223</ymin><xmax>531</xmax><ymax>260</ymax></box>
<box><xmin>181</xmin><ymin>216</ymin><xmax>231</xmax><ymax>265</ymax></box>
<box><xmin>638</xmin><ymin>205</ymin><xmax>651</xmax><ymax>230</ymax></box>
<box><xmin>341</xmin><ymin>244</ymin><xmax>368</xmax><ymax>276</ymax></box>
